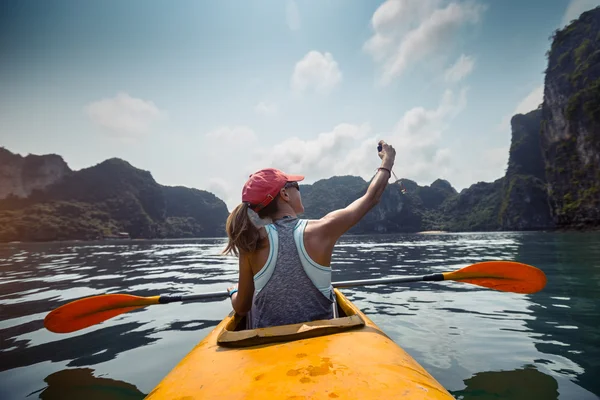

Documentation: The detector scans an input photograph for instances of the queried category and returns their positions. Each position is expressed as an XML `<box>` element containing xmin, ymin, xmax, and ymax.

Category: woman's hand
<box><xmin>227</xmin><ymin>284</ymin><xmax>238</xmax><ymax>300</ymax></box>
<box><xmin>378</xmin><ymin>140</ymin><xmax>396</xmax><ymax>168</ymax></box>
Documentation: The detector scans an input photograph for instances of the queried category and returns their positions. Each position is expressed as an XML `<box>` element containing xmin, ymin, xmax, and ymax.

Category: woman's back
<box><xmin>248</xmin><ymin>217</ymin><xmax>333</xmax><ymax>328</ymax></box>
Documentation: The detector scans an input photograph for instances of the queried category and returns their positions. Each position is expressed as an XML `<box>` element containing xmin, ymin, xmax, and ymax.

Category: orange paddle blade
<box><xmin>44</xmin><ymin>294</ymin><xmax>160</xmax><ymax>334</ymax></box>
<box><xmin>443</xmin><ymin>261</ymin><xmax>546</xmax><ymax>294</ymax></box>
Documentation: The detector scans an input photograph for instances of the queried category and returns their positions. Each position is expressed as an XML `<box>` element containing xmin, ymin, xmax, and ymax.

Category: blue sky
<box><xmin>1</xmin><ymin>0</ymin><xmax>599</xmax><ymax>209</ymax></box>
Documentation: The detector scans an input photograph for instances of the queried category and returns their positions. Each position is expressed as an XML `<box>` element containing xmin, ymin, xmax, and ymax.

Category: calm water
<box><xmin>1</xmin><ymin>231</ymin><xmax>599</xmax><ymax>399</ymax></box>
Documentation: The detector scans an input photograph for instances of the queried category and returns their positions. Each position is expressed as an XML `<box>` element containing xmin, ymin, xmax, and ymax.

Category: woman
<box><xmin>223</xmin><ymin>140</ymin><xmax>396</xmax><ymax>328</ymax></box>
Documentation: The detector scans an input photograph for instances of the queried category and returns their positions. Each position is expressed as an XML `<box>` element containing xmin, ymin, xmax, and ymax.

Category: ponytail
<box><xmin>222</xmin><ymin>200</ymin><xmax>278</xmax><ymax>257</ymax></box>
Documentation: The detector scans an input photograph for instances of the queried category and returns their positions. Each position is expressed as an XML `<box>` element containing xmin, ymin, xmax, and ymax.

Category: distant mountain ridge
<box><xmin>0</xmin><ymin>150</ymin><xmax>228</xmax><ymax>242</ymax></box>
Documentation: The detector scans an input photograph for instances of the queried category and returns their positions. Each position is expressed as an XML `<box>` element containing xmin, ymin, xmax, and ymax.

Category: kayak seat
<box><xmin>232</xmin><ymin>300</ymin><xmax>346</xmax><ymax>332</ymax></box>
<box><xmin>216</xmin><ymin>289</ymin><xmax>365</xmax><ymax>348</ymax></box>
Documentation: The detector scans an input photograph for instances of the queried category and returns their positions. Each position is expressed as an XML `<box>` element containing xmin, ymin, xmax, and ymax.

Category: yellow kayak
<box><xmin>146</xmin><ymin>288</ymin><xmax>454</xmax><ymax>399</ymax></box>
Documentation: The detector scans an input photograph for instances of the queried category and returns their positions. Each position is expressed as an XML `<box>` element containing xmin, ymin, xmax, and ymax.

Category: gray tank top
<box><xmin>248</xmin><ymin>217</ymin><xmax>334</xmax><ymax>329</ymax></box>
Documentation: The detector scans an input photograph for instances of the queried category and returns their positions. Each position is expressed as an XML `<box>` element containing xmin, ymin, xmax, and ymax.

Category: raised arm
<box><xmin>314</xmin><ymin>140</ymin><xmax>396</xmax><ymax>245</ymax></box>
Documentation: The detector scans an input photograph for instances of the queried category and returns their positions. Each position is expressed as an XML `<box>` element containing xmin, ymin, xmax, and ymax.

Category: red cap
<box><xmin>242</xmin><ymin>168</ymin><xmax>304</xmax><ymax>211</ymax></box>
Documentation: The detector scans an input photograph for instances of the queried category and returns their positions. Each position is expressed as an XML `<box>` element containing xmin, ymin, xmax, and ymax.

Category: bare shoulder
<box><xmin>302</xmin><ymin>219</ymin><xmax>335</xmax><ymax>266</ymax></box>
<box><xmin>304</xmin><ymin>218</ymin><xmax>343</xmax><ymax>248</ymax></box>
<box><xmin>304</xmin><ymin>218</ymin><xmax>327</xmax><ymax>235</ymax></box>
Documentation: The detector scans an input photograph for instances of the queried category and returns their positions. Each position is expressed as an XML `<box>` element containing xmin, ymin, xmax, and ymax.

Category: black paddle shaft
<box><xmin>157</xmin><ymin>274</ymin><xmax>445</xmax><ymax>304</ymax></box>
<box><xmin>332</xmin><ymin>273</ymin><xmax>444</xmax><ymax>288</ymax></box>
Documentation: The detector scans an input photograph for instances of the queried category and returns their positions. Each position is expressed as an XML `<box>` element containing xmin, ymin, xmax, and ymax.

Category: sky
<box><xmin>1</xmin><ymin>0</ymin><xmax>599</xmax><ymax>211</ymax></box>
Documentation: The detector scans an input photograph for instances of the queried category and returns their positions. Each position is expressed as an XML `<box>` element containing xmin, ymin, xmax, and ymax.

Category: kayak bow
<box><xmin>146</xmin><ymin>289</ymin><xmax>454</xmax><ymax>399</ymax></box>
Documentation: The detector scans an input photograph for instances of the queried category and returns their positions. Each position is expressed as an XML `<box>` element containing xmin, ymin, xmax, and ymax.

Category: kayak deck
<box><xmin>146</xmin><ymin>289</ymin><xmax>454</xmax><ymax>399</ymax></box>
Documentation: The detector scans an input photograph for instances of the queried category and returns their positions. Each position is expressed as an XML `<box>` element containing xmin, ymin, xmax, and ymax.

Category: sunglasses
<box><xmin>284</xmin><ymin>181</ymin><xmax>300</xmax><ymax>192</ymax></box>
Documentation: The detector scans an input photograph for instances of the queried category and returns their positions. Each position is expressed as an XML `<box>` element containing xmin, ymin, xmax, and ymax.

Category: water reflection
<box><xmin>451</xmin><ymin>366</ymin><xmax>559</xmax><ymax>400</ymax></box>
<box><xmin>517</xmin><ymin>232</ymin><xmax>600</xmax><ymax>397</ymax></box>
<box><xmin>33</xmin><ymin>368</ymin><xmax>146</xmax><ymax>400</ymax></box>
<box><xmin>3</xmin><ymin>322</ymin><xmax>157</xmax><ymax>372</ymax></box>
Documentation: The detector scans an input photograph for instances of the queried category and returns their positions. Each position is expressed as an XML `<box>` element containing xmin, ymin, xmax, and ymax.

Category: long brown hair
<box><xmin>222</xmin><ymin>198</ymin><xmax>279</xmax><ymax>257</ymax></box>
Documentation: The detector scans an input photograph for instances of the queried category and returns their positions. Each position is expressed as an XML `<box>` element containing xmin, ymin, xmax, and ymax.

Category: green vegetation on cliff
<box><xmin>0</xmin><ymin>201</ymin><xmax>118</xmax><ymax>242</ymax></box>
<box><xmin>162</xmin><ymin>186</ymin><xmax>227</xmax><ymax>238</ymax></box>
<box><xmin>441</xmin><ymin>179</ymin><xmax>505</xmax><ymax>232</ymax></box>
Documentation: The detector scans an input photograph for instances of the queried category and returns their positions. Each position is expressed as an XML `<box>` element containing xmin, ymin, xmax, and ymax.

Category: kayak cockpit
<box><xmin>216</xmin><ymin>289</ymin><xmax>366</xmax><ymax>348</ymax></box>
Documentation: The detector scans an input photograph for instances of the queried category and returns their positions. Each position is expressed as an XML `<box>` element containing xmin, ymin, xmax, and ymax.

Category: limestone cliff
<box><xmin>541</xmin><ymin>6</ymin><xmax>600</xmax><ymax>228</ymax></box>
<box><xmin>0</xmin><ymin>147</ymin><xmax>71</xmax><ymax>199</ymax></box>
<box><xmin>499</xmin><ymin>109</ymin><xmax>554</xmax><ymax>230</ymax></box>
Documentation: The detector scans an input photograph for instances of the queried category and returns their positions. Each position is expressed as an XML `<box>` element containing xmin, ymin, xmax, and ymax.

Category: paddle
<box><xmin>44</xmin><ymin>260</ymin><xmax>546</xmax><ymax>334</ymax></box>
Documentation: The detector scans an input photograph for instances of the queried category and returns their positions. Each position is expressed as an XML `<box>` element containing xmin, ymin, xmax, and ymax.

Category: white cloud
<box><xmin>206</xmin><ymin>126</ymin><xmax>257</xmax><ymax>144</ymax></box>
<box><xmin>364</xmin><ymin>0</ymin><xmax>484</xmax><ymax>84</ymax></box>
<box><xmin>84</xmin><ymin>92</ymin><xmax>167</xmax><ymax>139</ymax></box>
<box><xmin>444</xmin><ymin>54</ymin><xmax>475</xmax><ymax>83</ymax></box>
<box><xmin>291</xmin><ymin>51</ymin><xmax>342</xmax><ymax>94</ymax></box>
<box><xmin>250</xmin><ymin>123</ymin><xmax>372</xmax><ymax>180</ymax></box>
<box><xmin>561</xmin><ymin>0</ymin><xmax>600</xmax><ymax>26</ymax></box>
<box><xmin>286</xmin><ymin>0</ymin><xmax>301</xmax><ymax>31</ymax></box>
<box><xmin>479</xmin><ymin>146</ymin><xmax>508</xmax><ymax>181</ymax></box>
<box><xmin>254</xmin><ymin>101</ymin><xmax>278</xmax><ymax>116</ymax></box>
<box><xmin>497</xmin><ymin>84</ymin><xmax>543</xmax><ymax>132</ymax></box>
<box><xmin>385</xmin><ymin>88</ymin><xmax>467</xmax><ymax>183</ymax></box>
<box><xmin>513</xmin><ymin>85</ymin><xmax>544</xmax><ymax>115</ymax></box>
<box><xmin>449</xmin><ymin>145</ymin><xmax>508</xmax><ymax>190</ymax></box>
<box><xmin>207</xmin><ymin>178</ymin><xmax>234</xmax><ymax>206</ymax></box>
<box><xmin>364</xmin><ymin>0</ymin><xmax>439</xmax><ymax>60</ymax></box>
<box><xmin>247</xmin><ymin>88</ymin><xmax>467</xmax><ymax>190</ymax></box>
<box><xmin>484</xmin><ymin>146</ymin><xmax>509</xmax><ymax>172</ymax></box>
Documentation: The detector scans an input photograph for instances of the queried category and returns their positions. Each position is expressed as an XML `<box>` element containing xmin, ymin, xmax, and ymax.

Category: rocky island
<box><xmin>0</xmin><ymin>150</ymin><xmax>229</xmax><ymax>242</ymax></box>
